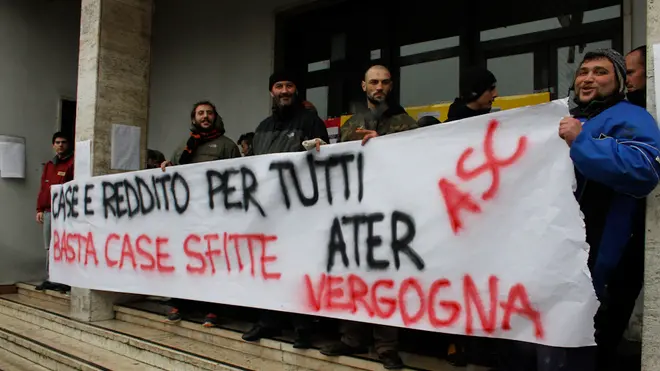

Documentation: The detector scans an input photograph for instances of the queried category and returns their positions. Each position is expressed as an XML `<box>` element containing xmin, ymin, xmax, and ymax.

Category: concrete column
<box><xmin>644</xmin><ymin>0</ymin><xmax>660</xmax><ymax>368</ymax></box>
<box><xmin>71</xmin><ymin>0</ymin><xmax>153</xmax><ymax>322</ymax></box>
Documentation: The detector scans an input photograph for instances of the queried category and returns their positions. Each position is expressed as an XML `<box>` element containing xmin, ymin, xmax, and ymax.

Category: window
<box><xmin>481</xmin><ymin>5</ymin><xmax>621</xmax><ymax>41</ymax></box>
<box><xmin>399</xmin><ymin>57</ymin><xmax>460</xmax><ymax>107</ymax></box>
<box><xmin>487</xmin><ymin>53</ymin><xmax>535</xmax><ymax>96</ymax></box>
<box><xmin>400</xmin><ymin>36</ymin><xmax>460</xmax><ymax>57</ymax></box>
<box><xmin>306</xmin><ymin>86</ymin><xmax>329</xmax><ymax>120</ymax></box>
<box><xmin>308</xmin><ymin>60</ymin><xmax>330</xmax><ymax>72</ymax></box>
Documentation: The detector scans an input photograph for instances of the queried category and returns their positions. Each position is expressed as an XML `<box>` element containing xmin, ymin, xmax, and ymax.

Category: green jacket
<box><xmin>170</xmin><ymin>117</ymin><xmax>241</xmax><ymax>165</ymax></box>
<box><xmin>340</xmin><ymin>104</ymin><xmax>418</xmax><ymax>142</ymax></box>
<box><xmin>170</xmin><ymin>135</ymin><xmax>241</xmax><ymax>165</ymax></box>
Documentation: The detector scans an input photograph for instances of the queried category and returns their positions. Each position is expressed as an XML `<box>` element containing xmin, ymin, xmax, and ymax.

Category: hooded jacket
<box><xmin>170</xmin><ymin>117</ymin><xmax>240</xmax><ymax>165</ymax></box>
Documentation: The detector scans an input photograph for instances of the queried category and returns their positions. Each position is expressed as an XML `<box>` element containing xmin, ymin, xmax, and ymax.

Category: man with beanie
<box><xmin>35</xmin><ymin>132</ymin><xmax>74</xmax><ymax>293</ymax></box>
<box><xmin>626</xmin><ymin>45</ymin><xmax>647</xmax><ymax>108</ymax></box>
<box><xmin>161</xmin><ymin>100</ymin><xmax>241</xmax><ymax>328</ymax></box>
<box><xmin>242</xmin><ymin>71</ymin><xmax>328</xmax><ymax>348</ymax></box>
<box><xmin>322</xmin><ymin>65</ymin><xmax>414</xmax><ymax>370</ymax></box>
<box><xmin>250</xmin><ymin>72</ymin><xmax>329</xmax><ymax>155</ymax></box>
<box><xmin>442</xmin><ymin>66</ymin><xmax>498</xmax><ymax>369</ymax></box>
<box><xmin>446</xmin><ymin>67</ymin><xmax>498</xmax><ymax>123</ymax></box>
<box><xmin>510</xmin><ymin>49</ymin><xmax>660</xmax><ymax>371</ymax></box>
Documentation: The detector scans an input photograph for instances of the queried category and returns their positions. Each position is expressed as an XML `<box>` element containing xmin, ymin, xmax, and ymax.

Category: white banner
<box><xmin>50</xmin><ymin>99</ymin><xmax>599</xmax><ymax>347</ymax></box>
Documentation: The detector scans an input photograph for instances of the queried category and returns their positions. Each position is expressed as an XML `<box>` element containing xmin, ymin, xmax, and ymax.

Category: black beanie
<box><xmin>460</xmin><ymin>67</ymin><xmax>497</xmax><ymax>103</ymax></box>
<box><xmin>269</xmin><ymin>71</ymin><xmax>299</xmax><ymax>91</ymax></box>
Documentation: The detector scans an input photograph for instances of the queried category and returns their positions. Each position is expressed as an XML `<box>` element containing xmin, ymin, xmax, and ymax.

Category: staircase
<box><xmin>0</xmin><ymin>283</ymin><xmax>482</xmax><ymax>370</ymax></box>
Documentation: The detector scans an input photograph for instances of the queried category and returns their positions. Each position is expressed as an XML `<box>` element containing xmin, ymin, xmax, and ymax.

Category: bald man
<box><xmin>322</xmin><ymin>65</ymin><xmax>417</xmax><ymax>370</ymax></box>
<box><xmin>626</xmin><ymin>45</ymin><xmax>646</xmax><ymax>108</ymax></box>
<box><xmin>339</xmin><ymin>65</ymin><xmax>418</xmax><ymax>145</ymax></box>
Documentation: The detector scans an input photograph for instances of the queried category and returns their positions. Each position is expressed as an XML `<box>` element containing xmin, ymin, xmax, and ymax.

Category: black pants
<box><xmin>258</xmin><ymin>310</ymin><xmax>313</xmax><ymax>333</ymax></box>
<box><xmin>169</xmin><ymin>298</ymin><xmax>220</xmax><ymax>316</ymax></box>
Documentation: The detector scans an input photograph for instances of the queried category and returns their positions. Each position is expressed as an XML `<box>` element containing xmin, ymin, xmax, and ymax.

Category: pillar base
<box><xmin>70</xmin><ymin>287</ymin><xmax>141</xmax><ymax>322</ymax></box>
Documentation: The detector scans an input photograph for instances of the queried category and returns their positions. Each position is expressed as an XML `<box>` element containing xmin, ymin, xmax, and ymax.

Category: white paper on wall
<box><xmin>75</xmin><ymin>140</ymin><xmax>92</xmax><ymax>180</ymax></box>
<box><xmin>111</xmin><ymin>124</ymin><xmax>140</xmax><ymax>171</ymax></box>
<box><xmin>0</xmin><ymin>135</ymin><xmax>26</xmax><ymax>179</ymax></box>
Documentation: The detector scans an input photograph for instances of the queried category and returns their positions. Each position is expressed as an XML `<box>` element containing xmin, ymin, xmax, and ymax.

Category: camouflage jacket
<box><xmin>340</xmin><ymin>104</ymin><xmax>418</xmax><ymax>142</ymax></box>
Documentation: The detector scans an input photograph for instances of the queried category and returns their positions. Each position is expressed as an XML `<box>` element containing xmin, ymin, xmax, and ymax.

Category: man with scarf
<box><xmin>322</xmin><ymin>65</ymin><xmax>416</xmax><ymax>370</ymax></box>
<box><xmin>510</xmin><ymin>49</ymin><xmax>660</xmax><ymax>371</ymax></box>
<box><xmin>35</xmin><ymin>132</ymin><xmax>74</xmax><ymax>292</ymax></box>
<box><xmin>445</xmin><ymin>67</ymin><xmax>498</xmax><ymax>123</ymax></box>
<box><xmin>241</xmin><ymin>71</ymin><xmax>328</xmax><ymax>349</ymax></box>
<box><xmin>161</xmin><ymin>100</ymin><xmax>240</xmax><ymax>169</ymax></box>
<box><xmin>161</xmin><ymin>100</ymin><xmax>241</xmax><ymax>327</ymax></box>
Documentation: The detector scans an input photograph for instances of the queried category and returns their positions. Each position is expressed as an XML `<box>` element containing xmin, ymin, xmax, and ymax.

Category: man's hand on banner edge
<box><xmin>160</xmin><ymin>160</ymin><xmax>173</xmax><ymax>172</ymax></box>
<box><xmin>302</xmin><ymin>138</ymin><xmax>327</xmax><ymax>152</ymax></box>
<box><xmin>356</xmin><ymin>128</ymin><xmax>378</xmax><ymax>146</ymax></box>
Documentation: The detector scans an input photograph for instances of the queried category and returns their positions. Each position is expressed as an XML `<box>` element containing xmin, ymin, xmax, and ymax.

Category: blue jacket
<box><xmin>571</xmin><ymin>100</ymin><xmax>660</xmax><ymax>298</ymax></box>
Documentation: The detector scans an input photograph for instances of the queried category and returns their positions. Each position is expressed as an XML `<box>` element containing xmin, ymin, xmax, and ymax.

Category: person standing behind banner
<box><xmin>320</xmin><ymin>65</ymin><xmax>416</xmax><ymax>370</ymax></box>
<box><xmin>161</xmin><ymin>100</ymin><xmax>241</xmax><ymax>328</ymax></box>
<box><xmin>237</xmin><ymin>132</ymin><xmax>254</xmax><ymax>156</ymax></box>
<box><xmin>442</xmin><ymin>66</ymin><xmax>498</xmax><ymax>368</ymax></box>
<box><xmin>510</xmin><ymin>49</ymin><xmax>660</xmax><ymax>371</ymax></box>
<box><xmin>445</xmin><ymin>67</ymin><xmax>498</xmax><ymax>124</ymax></box>
<box><xmin>35</xmin><ymin>132</ymin><xmax>74</xmax><ymax>293</ymax></box>
<box><xmin>626</xmin><ymin>45</ymin><xmax>647</xmax><ymax>108</ymax></box>
<box><xmin>241</xmin><ymin>71</ymin><xmax>328</xmax><ymax>349</ymax></box>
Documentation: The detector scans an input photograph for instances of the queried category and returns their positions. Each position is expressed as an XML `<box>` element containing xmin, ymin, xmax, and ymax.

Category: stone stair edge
<box><xmin>0</xmin><ymin>325</ymin><xmax>106</xmax><ymax>371</ymax></box>
<box><xmin>113</xmin><ymin>305</ymin><xmax>437</xmax><ymax>371</ymax></box>
<box><xmin>16</xmin><ymin>282</ymin><xmax>70</xmax><ymax>300</ymax></box>
<box><xmin>0</xmin><ymin>346</ymin><xmax>52</xmax><ymax>371</ymax></box>
<box><xmin>0</xmin><ymin>296</ymin><xmax>246</xmax><ymax>371</ymax></box>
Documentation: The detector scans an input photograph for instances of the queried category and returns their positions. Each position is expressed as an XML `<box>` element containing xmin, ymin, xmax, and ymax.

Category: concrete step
<box><xmin>0</xmin><ymin>309</ymin><xmax>164</xmax><ymax>371</ymax></box>
<box><xmin>114</xmin><ymin>304</ymin><xmax>473</xmax><ymax>371</ymax></box>
<box><xmin>0</xmin><ymin>294</ymin><xmax>243</xmax><ymax>371</ymax></box>
<box><xmin>0</xmin><ymin>346</ymin><xmax>51</xmax><ymax>371</ymax></box>
<box><xmin>16</xmin><ymin>282</ymin><xmax>70</xmax><ymax>307</ymax></box>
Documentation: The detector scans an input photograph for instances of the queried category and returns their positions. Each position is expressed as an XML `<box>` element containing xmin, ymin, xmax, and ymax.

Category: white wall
<box><xmin>148</xmin><ymin>0</ymin><xmax>299</xmax><ymax>158</ymax></box>
<box><xmin>0</xmin><ymin>0</ymin><xmax>80</xmax><ymax>284</ymax></box>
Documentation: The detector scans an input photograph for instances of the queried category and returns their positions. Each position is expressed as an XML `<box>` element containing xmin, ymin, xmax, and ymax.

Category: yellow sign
<box><xmin>339</xmin><ymin>92</ymin><xmax>551</xmax><ymax>126</ymax></box>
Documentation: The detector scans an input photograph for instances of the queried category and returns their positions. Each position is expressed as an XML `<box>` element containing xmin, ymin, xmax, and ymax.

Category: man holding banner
<box><xmin>320</xmin><ymin>65</ymin><xmax>417</xmax><ymax>370</ymax></box>
<box><xmin>160</xmin><ymin>101</ymin><xmax>241</xmax><ymax>327</ymax></box>
<box><xmin>519</xmin><ymin>49</ymin><xmax>660</xmax><ymax>371</ymax></box>
<box><xmin>241</xmin><ymin>71</ymin><xmax>329</xmax><ymax>349</ymax></box>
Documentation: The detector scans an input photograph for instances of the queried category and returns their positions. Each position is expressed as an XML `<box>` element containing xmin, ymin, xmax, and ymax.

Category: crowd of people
<box><xmin>35</xmin><ymin>45</ymin><xmax>658</xmax><ymax>371</ymax></box>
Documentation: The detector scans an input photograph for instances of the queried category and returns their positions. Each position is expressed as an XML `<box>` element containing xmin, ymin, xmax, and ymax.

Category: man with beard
<box><xmin>161</xmin><ymin>101</ymin><xmax>241</xmax><ymax>168</ymax></box>
<box><xmin>626</xmin><ymin>45</ymin><xmax>646</xmax><ymax>108</ymax></box>
<box><xmin>241</xmin><ymin>71</ymin><xmax>328</xmax><ymax>348</ymax></box>
<box><xmin>161</xmin><ymin>100</ymin><xmax>241</xmax><ymax>327</ymax></box>
<box><xmin>322</xmin><ymin>65</ymin><xmax>416</xmax><ymax>370</ymax></box>
<box><xmin>511</xmin><ymin>49</ymin><xmax>660</xmax><ymax>371</ymax></box>
<box><xmin>559</xmin><ymin>49</ymin><xmax>660</xmax><ymax>371</ymax></box>
<box><xmin>339</xmin><ymin>65</ymin><xmax>417</xmax><ymax>144</ymax></box>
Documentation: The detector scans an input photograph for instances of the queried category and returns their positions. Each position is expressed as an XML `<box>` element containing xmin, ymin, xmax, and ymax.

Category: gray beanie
<box><xmin>576</xmin><ymin>49</ymin><xmax>627</xmax><ymax>95</ymax></box>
